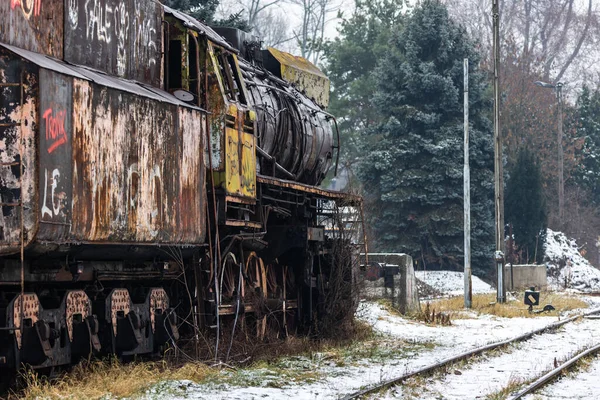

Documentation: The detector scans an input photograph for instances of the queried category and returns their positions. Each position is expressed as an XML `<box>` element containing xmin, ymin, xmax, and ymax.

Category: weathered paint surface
<box><xmin>0</xmin><ymin>51</ymin><xmax>206</xmax><ymax>255</ymax></box>
<box><xmin>0</xmin><ymin>0</ymin><xmax>63</xmax><ymax>58</ymax></box>
<box><xmin>64</xmin><ymin>0</ymin><xmax>162</xmax><ymax>86</ymax></box>
<box><xmin>38</xmin><ymin>69</ymin><xmax>72</xmax><ymax>241</ymax></box>
<box><xmin>240</xmin><ymin>130</ymin><xmax>256</xmax><ymax>198</ymax></box>
<box><xmin>0</xmin><ymin>51</ymin><xmax>38</xmax><ymax>253</ymax></box>
<box><xmin>206</xmin><ymin>43</ymin><xmax>227</xmax><ymax>171</ymax></box>
<box><xmin>206</xmin><ymin>43</ymin><xmax>257</xmax><ymax>199</ymax></box>
<box><xmin>70</xmin><ymin>79</ymin><xmax>206</xmax><ymax>243</ymax></box>
<box><xmin>266</xmin><ymin>47</ymin><xmax>330</xmax><ymax>108</ymax></box>
<box><xmin>217</xmin><ymin>123</ymin><xmax>255</xmax><ymax>198</ymax></box>
<box><xmin>224</xmin><ymin>126</ymin><xmax>240</xmax><ymax>194</ymax></box>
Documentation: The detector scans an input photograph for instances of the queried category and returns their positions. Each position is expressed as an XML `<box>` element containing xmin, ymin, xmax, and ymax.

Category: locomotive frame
<box><xmin>0</xmin><ymin>0</ymin><xmax>362</xmax><ymax>376</ymax></box>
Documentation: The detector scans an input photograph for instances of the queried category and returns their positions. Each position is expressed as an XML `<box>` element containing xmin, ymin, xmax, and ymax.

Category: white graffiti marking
<box><xmin>41</xmin><ymin>168</ymin><xmax>61</xmax><ymax>219</ymax></box>
<box><xmin>127</xmin><ymin>163</ymin><xmax>139</xmax><ymax>208</ymax></box>
<box><xmin>147</xmin><ymin>165</ymin><xmax>161</xmax><ymax>237</ymax></box>
<box><xmin>136</xmin><ymin>19</ymin><xmax>157</xmax><ymax>66</ymax></box>
<box><xmin>113</xmin><ymin>2</ymin><xmax>129</xmax><ymax>76</ymax></box>
<box><xmin>85</xmin><ymin>0</ymin><xmax>112</xmax><ymax>43</ymax></box>
<box><xmin>68</xmin><ymin>0</ymin><xmax>78</xmax><ymax>29</ymax></box>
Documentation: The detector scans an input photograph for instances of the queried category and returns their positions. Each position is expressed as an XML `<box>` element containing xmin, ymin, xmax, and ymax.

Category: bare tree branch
<box><xmin>555</xmin><ymin>0</ymin><xmax>593</xmax><ymax>82</ymax></box>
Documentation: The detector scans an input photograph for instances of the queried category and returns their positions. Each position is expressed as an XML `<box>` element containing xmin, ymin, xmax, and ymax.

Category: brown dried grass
<box><xmin>12</xmin><ymin>358</ymin><xmax>217</xmax><ymax>400</ymax></box>
<box><xmin>431</xmin><ymin>292</ymin><xmax>588</xmax><ymax>319</ymax></box>
<box><xmin>11</xmin><ymin>320</ymin><xmax>375</xmax><ymax>400</ymax></box>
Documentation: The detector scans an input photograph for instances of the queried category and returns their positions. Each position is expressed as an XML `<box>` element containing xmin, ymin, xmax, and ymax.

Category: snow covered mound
<box><xmin>415</xmin><ymin>270</ymin><xmax>494</xmax><ymax>296</ymax></box>
<box><xmin>545</xmin><ymin>228</ymin><xmax>600</xmax><ymax>292</ymax></box>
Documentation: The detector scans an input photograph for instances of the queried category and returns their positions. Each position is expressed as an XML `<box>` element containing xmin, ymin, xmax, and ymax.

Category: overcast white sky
<box><xmin>215</xmin><ymin>0</ymin><xmax>354</xmax><ymax>54</ymax></box>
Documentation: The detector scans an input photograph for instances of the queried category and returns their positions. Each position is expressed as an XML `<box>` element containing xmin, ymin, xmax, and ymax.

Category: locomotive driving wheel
<box><xmin>263</xmin><ymin>260</ymin><xmax>298</xmax><ymax>339</ymax></box>
<box><xmin>243</xmin><ymin>252</ymin><xmax>268</xmax><ymax>340</ymax></box>
<box><xmin>220</xmin><ymin>252</ymin><xmax>242</xmax><ymax>306</ymax></box>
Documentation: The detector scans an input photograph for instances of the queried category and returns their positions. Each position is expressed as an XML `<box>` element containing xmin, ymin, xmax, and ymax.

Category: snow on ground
<box><xmin>415</xmin><ymin>270</ymin><xmax>494</xmax><ymax>296</ymax></box>
<box><xmin>522</xmin><ymin>354</ymin><xmax>600</xmax><ymax>400</ymax></box>
<box><xmin>382</xmin><ymin>318</ymin><xmax>600</xmax><ymax>399</ymax></box>
<box><xmin>145</xmin><ymin>302</ymin><xmax>565</xmax><ymax>400</ymax></box>
<box><xmin>545</xmin><ymin>229</ymin><xmax>600</xmax><ymax>292</ymax></box>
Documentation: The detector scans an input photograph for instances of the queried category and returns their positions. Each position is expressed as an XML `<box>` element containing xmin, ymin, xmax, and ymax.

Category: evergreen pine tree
<box><xmin>574</xmin><ymin>86</ymin><xmax>600</xmax><ymax>205</ymax></box>
<box><xmin>324</xmin><ymin>0</ymin><xmax>405</xmax><ymax>179</ymax></box>
<box><xmin>359</xmin><ymin>0</ymin><xmax>495</xmax><ymax>274</ymax></box>
<box><xmin>505</xmin><ymin>148</ymin><xmax>547</xmax><ymax>263</ymax></box>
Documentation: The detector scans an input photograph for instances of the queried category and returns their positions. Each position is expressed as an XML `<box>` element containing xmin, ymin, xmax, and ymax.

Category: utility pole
<box><xmin>557</xmin><ymin>83</ymin><xmax>564</xmax><ymax>223</ymax></box>
<box><xmin>464</xmin><ymin>58</ymin><xmax>472</xmax><ymax>309</ymax></box>
<box><xmin>492</xmin><ymin>0</ymin><xmax>505</xmax><ymax>303</ymax></box>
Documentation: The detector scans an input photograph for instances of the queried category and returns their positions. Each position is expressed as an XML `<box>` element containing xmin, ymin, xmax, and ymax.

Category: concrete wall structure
<box><xmin>504</xmin><ymin>264</ymin><xmax>547</xmax><ymax>290</ymax></box>
<box><xmin>360</xmin><ymin>253</ymin><xmax>421</xmax><ymax>314</ymax></box>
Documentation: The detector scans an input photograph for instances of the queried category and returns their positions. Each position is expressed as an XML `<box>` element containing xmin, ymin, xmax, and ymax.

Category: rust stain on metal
<box><xmin>64</xmin><ymin>290</ymin><xmax>92</xmax><ymax>341</ymax></box>
<box><xmin>257</xmin><ymin>175</ymin><xmax>361</xmax><ymax>202</ymax></box>
<box><xmin>0</xmin><ymin>51</ymin><xmax>39</xmax><ymax>255</ymax></box>
<box><xmin>0</xmin><ymin>45</ymin><xmax>206</xmax><ymax>254</ymax></box>
<box><xmin>10</xmin><ymin>293</ymin><xmax>40</xmax><ymax>349</ymax></box>
<box><xmin>108</xmin><ymin>289</ymin><xmax>131</xmax><ymax>336</ymax></box>
<box><xmin>149</xmin><ymin>288</ymin><xmax>168</xmax><ymax>333</ymax></box>
<box><xmin>70</xmin><ymin>79</ymin><xmax>206</xmax><ymax>244</ymax></box>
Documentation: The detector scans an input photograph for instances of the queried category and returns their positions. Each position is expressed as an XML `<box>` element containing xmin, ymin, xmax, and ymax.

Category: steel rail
<box><xmin>340</xmin><ymin>307</ymin><xmax>600</xmax><ymax>400</ymax></box>
<box><xmin>507</xmin><ymin>342</ymin><xmax>600</xmax><ymax>400</ymax></box>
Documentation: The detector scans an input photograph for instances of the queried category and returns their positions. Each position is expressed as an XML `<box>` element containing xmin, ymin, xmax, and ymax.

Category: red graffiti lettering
<box><xmin>10</xmin><ymin>0</ymin><xmax>41</xmax><ymax>19</ymax></box>
<box><xmin>42</xmin><ymin>108</ymin><xmax>68</xmax><ymax>154</ymax></box>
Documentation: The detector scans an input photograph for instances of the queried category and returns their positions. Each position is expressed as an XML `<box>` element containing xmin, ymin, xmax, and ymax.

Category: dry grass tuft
<box><xmin>417</xmin><ymin>303</ymin><xmax>452</xmax><ymax>325</ymax></box>
<box><xmin>377</xmin><ymin>299</ymin><xmax>451</xmax><ymax>326</ymax></box>
<box><xmin>485</xmin><ymin>373</ymin><xmax>528</xmax><ymax>400</ymax></box>
<box><xmin>13</xmin><ymin>358</ymin><xmax>217</xmax><ymax>400</ymax></box>
<box><xmin>430</xmin><ymin>292</ymin><xmax>588</xmax><ymax>319</ymax></box>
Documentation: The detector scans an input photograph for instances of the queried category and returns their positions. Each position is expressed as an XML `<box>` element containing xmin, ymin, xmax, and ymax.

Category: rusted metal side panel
<box><xmin>64</xmin><ymin>0</ymin><xmax>162</xmax><ymax>87</ymax></box>
<box><xmin>0</xmin><ymin>0</ymin><xmax>63</xmax><ymax>58</ymax></box>
<box><xmin>205</xmin><ymin>43</ymin><xmax>226</xmax><ymax>172</ymax></box>
<box><xmin>177</xmin><ymin>108</ymin><xmax>206</xmax><ymax>242</ymax></box>
<box><xmin>37</xmin><ymin>70</ymin><xmax>72</xmax><ymax>241</ymax></box>
<box><xmin>71</xmin><ymin>80</ymin><xmax>206</xmax><ymax>244</ymax></box>
<box><xmin>0</xmin><ymin>50</ymin><xmax>39</xmax><ymax>255</ymax></box>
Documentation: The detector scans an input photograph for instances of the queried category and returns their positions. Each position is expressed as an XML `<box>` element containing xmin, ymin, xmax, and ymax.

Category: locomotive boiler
<box><xmin>0</xmin><ymin>0</ymin><xmax>360</xmax><ymax>376</ymax></box>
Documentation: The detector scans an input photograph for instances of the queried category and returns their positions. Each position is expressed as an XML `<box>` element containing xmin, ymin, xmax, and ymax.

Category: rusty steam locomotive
<box><xmin>0</xmin><ymin>0</ymin><xmax>360</xmax><ymax>374</ymax></box>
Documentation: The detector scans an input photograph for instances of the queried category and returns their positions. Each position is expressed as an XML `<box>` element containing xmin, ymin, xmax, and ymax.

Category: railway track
<box><xmin>341</xmin><ymin>307</ymin><xmax>600</xmax><ymax>400</ymax></box>
<box><xmin>507</xmin><ymin>341</ymin><xmax>600</xmax><ymax>399</ymax></box>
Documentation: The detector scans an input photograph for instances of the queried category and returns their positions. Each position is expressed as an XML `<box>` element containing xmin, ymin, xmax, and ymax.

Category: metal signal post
<box><xmin>492</xmin><ymin>0</ymin><xmax>505</xmax><ymax>303</ymax></box>
<box><xmin>464</xmin><ymin>58</ymin><xmax>472</xmax><ymax>308</ymax></box>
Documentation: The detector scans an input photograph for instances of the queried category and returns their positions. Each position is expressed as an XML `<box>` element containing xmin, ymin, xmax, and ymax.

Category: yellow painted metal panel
<box><xmin>240</xmin><ymin>131</ymin><xmax>256</xmax><ymax>198</ymax></box>
<box><xmin>266</xmin><ymin>47</ymin><xmax>330</xmax><ymax>108</ymax></box>
<box><xmin>225</xmin><ymin>127</ymin><xmax>241</xmax><ymax>195</ymax></box>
